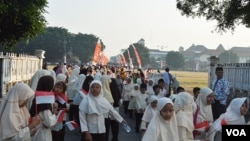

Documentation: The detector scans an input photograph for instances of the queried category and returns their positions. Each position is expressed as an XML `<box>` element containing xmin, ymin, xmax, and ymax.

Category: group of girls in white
<box><xmin>0</xmin><ymin>65</ymin><xmax>249</xmax><ymax>141</ymax></box>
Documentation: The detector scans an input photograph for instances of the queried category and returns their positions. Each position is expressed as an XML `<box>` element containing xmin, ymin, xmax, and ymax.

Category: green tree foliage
<box><xmin>166</xmin><ymin>51</ymin><xmax>185</xmax><ymax>69</ymax></box>
<box><xmin>13</xmin><ymin>27</ymin><xmax>70</xmax><ymax>62</ymax></box>
<box><xmin>12</xmin><ymin>27</ymin><xmax>104</xmax><ymax>63</ymax></box>
<box><xmin>122</xmin><ymin>43</ymin><xmax>150</xmax><ymax>68</ymax></box>
<box><xmin>176</xmin><ymin>0</ymin><xmax>250</xmax><ymax>32</ymax></box>
<box><xmin>219</xmin><ymin>51</ymin><xmax>239</xmax><ymax>64</ymax></box>
<box><xmin>0</xmin><ymin>0</ymin><xmax>48</xmax><ymax>49</ymax></box>
<box><xmin>71</xmin><ymin>33</ymin><xmax>105</xmax><ymax>63</ymax></box>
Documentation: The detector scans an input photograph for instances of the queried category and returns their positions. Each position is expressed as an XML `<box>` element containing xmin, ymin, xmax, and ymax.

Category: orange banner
<box><xmin>132</xmin><ymin>44</ymin><xmax>141</xmax><ymax>68</ymax></box>
<box><xmin>92</xmin><ymin>39</ymin><xmax>101</xmax><ymax>65</ymax></box>
<box><xmin>121</xmin><ymin>54</ymin><xmax>127</xmax><ymax>66</ymax></box>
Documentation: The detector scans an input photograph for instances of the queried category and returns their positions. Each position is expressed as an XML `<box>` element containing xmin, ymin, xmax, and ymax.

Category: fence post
<box><xmin>207</xmin><ymin>56</ymin><xmax>219</xmax><ymax>88</ymax></box>
<box><xmin>34</xmin><ymin>50</ymin><xmax>45</xmax><ymax>69</ymax></box>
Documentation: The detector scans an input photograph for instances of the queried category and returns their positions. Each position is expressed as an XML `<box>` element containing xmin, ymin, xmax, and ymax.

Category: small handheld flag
<box><xmin>35</xmin><ymin>91</ymin><xmax>55</xmax><ymax>104</ymax></box>
<box><xmin>65</xmin><ymin>121</ymin><xmax>79</xmax><ymax>131</ymax></box>
<box><xmin>56</xmin><ymin>94</ymin><xmax>67</xmax><ymax>104</ymax></box>
<box><xmin>56</xmin><ymin>110</ymin><xmax>66</xmax><ymax>123</ymax></box>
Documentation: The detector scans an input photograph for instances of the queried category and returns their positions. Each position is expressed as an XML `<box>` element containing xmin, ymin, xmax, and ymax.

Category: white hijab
<box><xmin>142</xmin><ymin>95</ymin><xmax>158</xmax><ymax>122</ymax></box>
<box><xmin>56</xmin><ymin>73</ymin><xmax>67</xmax><ymax>83</ymax></box>
<box><xmin>94</xmin><ymin>69</ymin><xmax>102</xmax><ymax>80</ymax></box>
<box><xmin>142</xmin><ymin>97</ymin><xmax>179</xmax><ymax>141</ymax></box>
<box><xmin>68</xmin><ymin>67</ymin><xmax>80</xmax><ymax>83</ymax></box>
<box><xmin>146</xmin><ymin>79</ymin><xmax>154</xmax><ymax>95</ymax></box>
<box><xmin>100</xmin><ymin>75</ymin><xmax>114</xmax><ymax>104</ymax></box>
<box><xmin>73</xmin><ymin>74</ymin><xmax>86</xmax><ymax>91</ymax></box>
<box><xmin>196</xmin><ymin>87</ymin><xmax>214</xmax><ymax>122</ymax></box>
<box><xmin>174</xmin><ymin>92</ymin><xmax>194</xmax><ymax>132</ymax></box>
<box><xmin>208</xmin><ymin>97</ymin><xmax>248</xmax><ymax>141</ymax></box>
<box><xmin>79</xmin><ymin>80</ymin><xmax>113</xmax><ymax>115</ymax></box>
<box><xmin>30</xmin><ymin>69</ymin><xmax>52</xmax><ymax>91</ymax></box>
<box><xmin>0</xmin><ymin>83</ymin><xmax>34</xmax><ymax>140</ymax></box>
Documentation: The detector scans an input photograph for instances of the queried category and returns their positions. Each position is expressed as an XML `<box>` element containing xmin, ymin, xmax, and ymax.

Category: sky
<box><xmin>44</xmin><ymin>0</ymin><xmax>250</xmax><ymax>58</ymax></box>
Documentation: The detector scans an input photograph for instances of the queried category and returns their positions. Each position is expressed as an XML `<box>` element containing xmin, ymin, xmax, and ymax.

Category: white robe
<box><xmin>31</xmin><ymin>110</ymin><xmax>57</xmax><ymax>141</ymax></box>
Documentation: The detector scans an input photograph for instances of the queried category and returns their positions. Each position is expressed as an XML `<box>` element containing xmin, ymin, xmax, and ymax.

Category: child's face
<box><xmin>240</xmin><ymin>101</ymin><xmax>248</xmax><ymax>115</ymax></box>
<box><xmin>206</xmin><ymin>93</ymin><xmax>214</xmax><ymax>105</ymax></box>
<box><xmin>194</xmin><ymin>91</ymin><xmax>200</xmax><ymax>98</ymax></box>
<box><xmin>134</xmin><ymin>86</ymin><xmax>139</xmax><ymax>90</ymax></box>
<box><xmin>140</xmin><ymin>88</ymin><xmax>146</xmax><ymax>93</ymax></box>
<box><xmin>90</xmin><ymin>83</ymin><xmax>101</xmax><ymax>97</ymax></box>
<box><xmin>154</xmin><ymin>87</ymin><xmax>160</xmax><ymax>94</ymax></box>
<box><xmin>160</xmin><ymin>103</ymin><xmax>174</xmax><ymax>121</ymax></box>
<box><xmin>150</xmin><ymin>100</ymin><xmax>157</xmax><ymax>108</ymax></box>
<box><xmin>148</xmin><ymin>80</ymin><xmax>153</xmax><ymax>86</ymax></box>
<box><xmin>54</xmin><ymin>84</ymin><xmax>64</xmax><ymax>95</ymax></box>
<box><xmin>158</xmin><ymin>82</ymin><xmax>164</xmax><ymax>88</ymax></box>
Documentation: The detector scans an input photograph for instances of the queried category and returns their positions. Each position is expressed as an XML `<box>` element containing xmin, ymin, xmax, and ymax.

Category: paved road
<box><xmin>64</xmin><ymin>106</ymin><xmax>142</xmax><ymax>141</ymax></box>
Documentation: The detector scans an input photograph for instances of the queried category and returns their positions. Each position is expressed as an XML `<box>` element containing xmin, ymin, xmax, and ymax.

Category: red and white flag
<box><xmin>56</xmin><ymin>110</ymin><xmax>66</xmax><ymax>123</ymax></box>
<box><xmin>56</xmin><ymin>94</ymin><xmax>67</xmax><ymax>104</ymax></box>
<box><xmin>65</xmin><ymin>121</ymin><xmax>79</xmax><ymax>131</ymax></box>
<box><xmin>35</xmin><ymin>91</ymin><xmax>55</xmax><ymax>104</ymax></box>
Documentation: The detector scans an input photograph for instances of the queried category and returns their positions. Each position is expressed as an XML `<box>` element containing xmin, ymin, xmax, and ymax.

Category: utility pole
<box><xmin>64</xmin><ymin>40</ymin><xmax>67</xmax><ymax>64</ymax></box>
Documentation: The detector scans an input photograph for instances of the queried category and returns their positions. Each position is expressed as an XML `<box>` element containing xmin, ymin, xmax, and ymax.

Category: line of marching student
<box><xmin>0</xmin><ymin>64</ymin><xmax>250</xmax><ymax>141</ymax></box>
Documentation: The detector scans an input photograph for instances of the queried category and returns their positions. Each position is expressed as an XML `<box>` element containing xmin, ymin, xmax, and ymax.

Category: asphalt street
<box><xmin>64</xmin><ymin>106</ymin><xmax>142</xmax><ymax>141</ymax></box>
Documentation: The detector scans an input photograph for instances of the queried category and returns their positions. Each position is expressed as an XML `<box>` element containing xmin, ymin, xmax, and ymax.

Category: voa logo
<box><xmin>226</xmin><ymin>129</ymin><xmax>246</xmax><ymax>136</ymax></box>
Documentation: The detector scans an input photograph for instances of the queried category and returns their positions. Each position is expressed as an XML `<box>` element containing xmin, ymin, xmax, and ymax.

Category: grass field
<box><xmin>171</xmin><ymin>71</ymin><xmax>208</xmax><ymax>93</ymax></box>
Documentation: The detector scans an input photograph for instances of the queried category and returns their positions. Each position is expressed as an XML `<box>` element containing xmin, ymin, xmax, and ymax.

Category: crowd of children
<box><xmin>0</xmin><ymin>64</ymin><xmax>249</xmax><ymax>141</ymax></box>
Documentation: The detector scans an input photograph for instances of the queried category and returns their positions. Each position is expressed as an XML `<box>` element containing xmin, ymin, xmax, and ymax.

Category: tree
<box><xmin>166</xmin><ymin>51</ymin><xmax>185</xmax><ymax>70</ymax></box>
<box><xmin>71</xmin><ymin>33</ymin><xmax>105</xmax><ymax>63</ymax></box>
<box><xmin>12</xmin><ymin>27</ymin><xmax>70</xmax><ymax>62</ymax></box>
<box><xmin>219</xmin><ymin>51</ymin><xmax>239</xmax><ymax>64</ymax></box>
<box><xmin>0</xmin><ymin>0</ymin><xmax>48</xmax><ymax>49</ymax></box>
<box><xmin>122</xmin><ymin>43</ymin><xmax>150</xmax><ymax>68</ymax></box>
<box><xmin>12</xmin><ymin>27</ymin><xmax>105</xmax><ymax>63</ymax></box>
<box><xmin>176</xmin><ymin>0</ymin><xmax>250</xmax><ymax>32</ymax></box>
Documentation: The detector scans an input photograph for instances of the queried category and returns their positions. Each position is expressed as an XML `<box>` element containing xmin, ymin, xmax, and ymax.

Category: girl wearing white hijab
<box><xmin>208</xmin><ymin>97</ymin><xmax>248</xmax><ymax>141</ymax></box>
<box><xmin>128</xmin><ymin>84</ymin><xmax>140</xmax><ymax>111</ymax></box>
<box><xmin>56</xmin><ymin>73</ymin><xmax>67</xmax><ymax>83</ymax></box>
<box><xmin>174</xmin><ymin>92</ymin><xmax>205</xmax><ymax>141</ymax></box>
<box><xmin>0</xmin><ymin>83</ymin><xmax>40</xmax><ymax>141</ymax></box>
<box><xmin>140</xmin><ymin>95</ymin><xmax>158</xmax><ymax>136</ymax></box>
<box><xmin>79</xmin><ymin>80</ymin><xmax>126</xmax><ymax>141</ymax></box>
<box><xmin>142</xmin><ymin>97</ymin><xmax>179</xmax><ymax>141</ymax></box>
<box><xmin>100</xmin><ymin>75</ymin><xmax>114</xmax><ymax>104</ymax></box>
<box><xmin>193</xmin><ymin>87</ymin><xmax>214</xmax><ymax>140</ymax></box>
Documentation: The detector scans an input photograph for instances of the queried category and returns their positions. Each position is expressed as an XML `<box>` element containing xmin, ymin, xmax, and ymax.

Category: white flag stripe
<box><xmin>36</xmin><ymin>95</ymin><xmax>55</xmax><ymax>104</ymax></box>
<box><xmin>66</xmin><ymin>122</ymin><xmax>76</xmax><ymax>131</ymax></box>
<box><xmin>57</xmin><ymin>96</ymin><xmax>65</xmax><ymax>104</ymax></box>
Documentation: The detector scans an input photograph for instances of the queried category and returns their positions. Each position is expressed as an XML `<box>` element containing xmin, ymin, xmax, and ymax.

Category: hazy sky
<box><xmin>44</xmin><ymin>0</ymin><xmax>250</xmax><ymax>58</ymax></box>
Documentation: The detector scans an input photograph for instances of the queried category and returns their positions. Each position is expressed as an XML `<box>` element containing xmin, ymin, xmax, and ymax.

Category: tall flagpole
<box><xmin>127</xmin><ymin>49</ymin><xmax>133</xmax><ymax>69</ymax></box>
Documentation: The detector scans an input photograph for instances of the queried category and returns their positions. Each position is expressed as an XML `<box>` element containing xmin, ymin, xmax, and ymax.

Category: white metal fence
<box><xmin>0</xmin><ymin>50</ymin><xmax>44</xmax><ymax>98</ymax></box>
<box><xmin>207</xmin><ymin>56</ymin><xmax>250</xmax><ymax>104</ymax></box>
